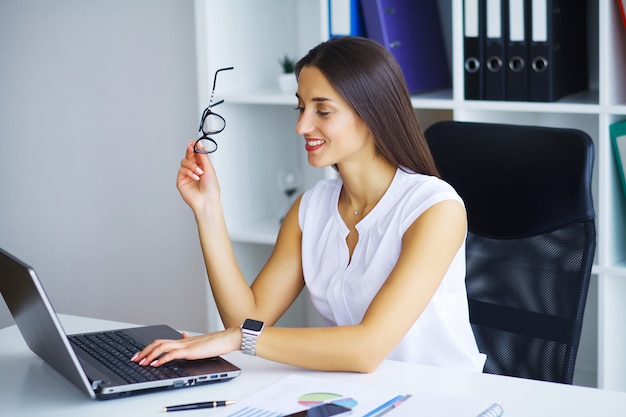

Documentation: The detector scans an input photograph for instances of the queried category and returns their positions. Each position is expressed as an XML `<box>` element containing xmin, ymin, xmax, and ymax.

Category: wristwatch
<box><xmin>240</xmin><ymin>318</ymin><xmax>264</xmax><ymax>356</ymax></box>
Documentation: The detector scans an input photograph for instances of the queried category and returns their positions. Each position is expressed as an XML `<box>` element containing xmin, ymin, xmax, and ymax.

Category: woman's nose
<box><xmin>295</xmin><ymin>112</ymin><xmax>314</xmax><ymax>136</ymax></box>
<box><xmin>296</xmin><ymin>115</ymin><xmax>310</xmax><ymax>135</ymax></box>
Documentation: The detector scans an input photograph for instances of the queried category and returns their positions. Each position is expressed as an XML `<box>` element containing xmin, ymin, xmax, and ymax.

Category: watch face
<box><xmin>243</xmin><ymin>318</ymin><xmax>264</xmax><ymax>332</ymax></box>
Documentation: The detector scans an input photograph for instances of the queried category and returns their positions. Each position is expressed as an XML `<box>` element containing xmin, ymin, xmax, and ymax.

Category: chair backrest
<box><xmin>424</xmin><ymin>121</ymin><xmax>596</xmax><ymax>384</ymax></box>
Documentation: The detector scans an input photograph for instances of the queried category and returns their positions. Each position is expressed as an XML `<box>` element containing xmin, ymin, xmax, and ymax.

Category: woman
<box><xmin>132</xmin><ymin>37</ymin><xmax>485</xmax><ymax>373</ymax></box>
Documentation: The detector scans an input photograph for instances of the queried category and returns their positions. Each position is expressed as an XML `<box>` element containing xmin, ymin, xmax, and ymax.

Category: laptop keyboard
<box><xmin>69</xmin><ymin>331</ymin><xmax>189</xmax><ymax>384</ymax></box>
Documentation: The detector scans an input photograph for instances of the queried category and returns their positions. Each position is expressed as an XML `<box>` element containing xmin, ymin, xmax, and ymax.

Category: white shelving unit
<box><xmin>195</xmin><ymin>0</ymin><xmax>626</xmax><ymax>391</ymax></box>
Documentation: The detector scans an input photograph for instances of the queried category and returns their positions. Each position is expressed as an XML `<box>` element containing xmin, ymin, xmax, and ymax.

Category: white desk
<box><xmin>1</xmin><ymin>315</ymin><xmax>625</xmax><ymax>416</ymax></box>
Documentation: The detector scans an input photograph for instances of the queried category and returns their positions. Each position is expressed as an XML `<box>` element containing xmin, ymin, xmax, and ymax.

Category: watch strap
<box><xmin>240</xmin><ymin>319</ymin><xmax>264</xmax><ymax>356</ymax></box>
<box><xmin>241</xmin><ymin>331</ymin><xmax>258</xmax><ymax>355</ymax></box>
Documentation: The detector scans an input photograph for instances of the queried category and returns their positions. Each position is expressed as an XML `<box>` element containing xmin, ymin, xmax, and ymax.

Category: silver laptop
<box><xmin>0</xmin><ymin>247</ymin><xmax>241</xmax><ymax>400</ymax></box>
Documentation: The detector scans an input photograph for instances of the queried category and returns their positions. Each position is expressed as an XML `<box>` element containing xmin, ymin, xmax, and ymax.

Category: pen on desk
<box><xmin>363</xmin><ymin>394</ymin><xmax>412</xmax><ymax>417</ymax></box>
<box><xmin>388</xmin><ymin>395</ymin><xmax>412</xmax><ymax>412</ymax></box>
<box><xmin>164</xmin><ymin>400</ymin><xmax>236</xmax><ymax>412</ymax></box>
<box><xmin>362</xmin><ymin>395</ymin><xmax>404</xmax><ymax>417</ymax></box>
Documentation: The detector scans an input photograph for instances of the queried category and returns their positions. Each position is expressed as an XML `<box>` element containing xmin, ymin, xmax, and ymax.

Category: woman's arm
<box><xmin>176</xmin><ymin>142</ymin><xmax>306</xmax><ymax>328</ymax></box>
<box><xmin>198</xmin><ymin>193</ymin><xmax>306</xmax><ymax>329</ymax></box>
<box><xmin>134</xmin><ymin>198</ymin><xmax>466</xmax><ymax>373</ymax></box>
<box><xmin>255</xmin><ymin>199</ymin><xmax>467</xmax><ymax>372</ymax></box>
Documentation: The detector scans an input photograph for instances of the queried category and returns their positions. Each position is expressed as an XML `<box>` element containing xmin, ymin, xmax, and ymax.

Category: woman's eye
<box><xmin>293</xmin><ymin>105</ymin><xmax>330</xmax><ymax>116</ymax></box>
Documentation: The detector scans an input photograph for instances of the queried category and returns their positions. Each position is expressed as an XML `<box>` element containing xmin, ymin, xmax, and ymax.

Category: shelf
<box><xmin>610</xmin><ymin>105</ymin><xmax>626</xmax><ymax>116</ymax></box>
<box><xmin>225</xmin><ymin>88</ymin><xmax>456</xmax><ymax>109</ymax></box>
<box><xmin>225</xmin><ymin>88</ymin><xmax>603</xmax><ymax>115</ymax></box>
<box><xmin>409</xmin><ymin>89</ymin><xmax>454</xmax><ymax>108</ymax></box>
<box><xmin>460</xmin><ymin>90</ymin><xmax>601</xmax><ymax>114</ymax></box>
<box><xmin>224</xmin><ymin>88</ymin><xmax>297</xmax><ymax>106</ymax></box>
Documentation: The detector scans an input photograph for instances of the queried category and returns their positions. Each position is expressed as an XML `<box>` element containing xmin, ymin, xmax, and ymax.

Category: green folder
<box><xmin>610</xmin><ymin>119</ymin><xmax>626</xmax><ymax>197</ymax></box>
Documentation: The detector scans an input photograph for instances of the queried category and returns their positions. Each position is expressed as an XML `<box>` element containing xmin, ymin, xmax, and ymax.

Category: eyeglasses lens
<box><xmin>202</xmin><ymin>113</ymin><xmax>225</xmax><ymax>135</ymax></box>
<box><xmin>194</xmin><ymin>138</ymin><xmax>217</xmax><ymax>154</ymax></box>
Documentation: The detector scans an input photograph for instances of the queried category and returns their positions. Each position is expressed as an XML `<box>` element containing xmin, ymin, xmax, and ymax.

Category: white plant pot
<box><xmin>278</xmin><ymin>73</ymin><xmax>297</xmax><ymax>94</ymax></box>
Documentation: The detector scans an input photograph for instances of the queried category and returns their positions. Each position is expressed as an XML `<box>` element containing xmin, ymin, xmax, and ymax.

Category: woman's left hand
<box><xmin>130</xmin><ymin>327</ymin><xmax>241</xmax><ymax>367</ymax></box>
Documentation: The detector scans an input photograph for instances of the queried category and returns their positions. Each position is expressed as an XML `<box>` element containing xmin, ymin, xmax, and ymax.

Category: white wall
<box><xmin>0</xmin><ymin>0</ymin><xmax>212</xmax><ymax>332</ymax></box>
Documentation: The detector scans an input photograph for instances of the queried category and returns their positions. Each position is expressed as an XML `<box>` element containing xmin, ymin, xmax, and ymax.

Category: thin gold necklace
<box><xmin>344</xmin><ymin>193</ymin><xmax>378</xmax><ymax>216</ymax></box>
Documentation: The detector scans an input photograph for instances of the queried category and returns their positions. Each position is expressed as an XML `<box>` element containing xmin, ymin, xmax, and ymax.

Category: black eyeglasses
<box><xmin>194</xmin><ymin>66</ymin><xmax>234</xmax><ymax>154</ymax></box>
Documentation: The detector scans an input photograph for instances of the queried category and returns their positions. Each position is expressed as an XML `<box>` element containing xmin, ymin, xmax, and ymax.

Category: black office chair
<box><xmin>424</xmin><ymin>121</ymin><xmax>596</xmax><ymax>384</ymax></box>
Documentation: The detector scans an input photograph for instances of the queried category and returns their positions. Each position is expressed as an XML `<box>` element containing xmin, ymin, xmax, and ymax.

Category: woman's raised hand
<box><xmin>176</xmin><ymin>141</ymin><xmax>221</xmax><ymax>215</ymax></box>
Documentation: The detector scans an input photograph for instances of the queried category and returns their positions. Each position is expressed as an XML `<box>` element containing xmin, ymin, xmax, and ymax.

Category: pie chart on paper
<box><xmin>297</xmin><ymin>392</ymin><xmax>358</xmax><ymax>409</ymax></box>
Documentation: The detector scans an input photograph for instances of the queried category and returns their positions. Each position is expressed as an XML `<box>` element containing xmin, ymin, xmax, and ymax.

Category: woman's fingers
<box><xmin>131</xmin><ymin>338</ymin><xmax>189</xmax><ymax>367</ymax></box>
<box><xmin>179</xmin><ymin>160</ymin><xmax>204</xmax><ymax>182</ymax></box>
<box><xmin>180</xmin><ymin>141</ymin><xmax>216</xmax><ymax>181</ymax></box>
<box><xmin>131</xmin><ymin>329</ymin><xmax>238</xmax><ymax>367</ymax></box>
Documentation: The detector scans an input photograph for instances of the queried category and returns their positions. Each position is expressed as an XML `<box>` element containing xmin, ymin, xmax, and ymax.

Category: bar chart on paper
<box><xmin>223</xmin><ymin>392</ymin><xmax>358</xmax><ymax>416</ymax></box>
<box><xmin>224</xmin><ymin>406</ymin><xmax>282</xmax><ymax>416</ymax></box>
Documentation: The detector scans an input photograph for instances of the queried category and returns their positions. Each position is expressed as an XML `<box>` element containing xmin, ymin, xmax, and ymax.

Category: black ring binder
<box><xmin>508</xmin><ymin>56</ymin><xmax>525</xmax><ymax>73</ymax></box>
<box><xmin>486</xmin><ymin>56</ymin><xmax>503</xmax><ymax>72</ymax></box>
<box><xmin>531</xmin><ymin>56</ymin><xmax>548</xmax><ymax>73</ymax></box>
<box><xmin>465</xmin><ymin>57</ymin><xmax>481</xmax><ymax>74</ymax></box>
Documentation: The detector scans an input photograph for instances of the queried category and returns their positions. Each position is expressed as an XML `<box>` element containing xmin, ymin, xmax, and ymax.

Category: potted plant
<box><xmin>277</xmin><ymin>54</ymin><xmax>297</xmax><ymax>94</ymax></box>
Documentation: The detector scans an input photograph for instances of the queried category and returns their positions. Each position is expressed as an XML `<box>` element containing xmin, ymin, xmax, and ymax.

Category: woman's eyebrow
<box><xmin>295</xmin><ymin>93</ymin><xmax>333</xmax><ymax>103</ymax></box>
<box><xmin>312</xmin><ymin>97</ymin><xmax>332</xmax><ymax>102</ymax></box>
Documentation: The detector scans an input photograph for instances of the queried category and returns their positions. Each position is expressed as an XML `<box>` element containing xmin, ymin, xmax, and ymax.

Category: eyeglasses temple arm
<box><xmin>211</xmin><ymin>66</ymin><xmax>234</xmax><ymax>91</ymax></box>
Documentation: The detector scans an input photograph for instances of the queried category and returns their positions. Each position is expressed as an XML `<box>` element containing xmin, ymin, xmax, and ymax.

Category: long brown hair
<box><xmin>295</xmin><ymin>36</ymin><xmax>439</xmax><ymax>177</ymax></box>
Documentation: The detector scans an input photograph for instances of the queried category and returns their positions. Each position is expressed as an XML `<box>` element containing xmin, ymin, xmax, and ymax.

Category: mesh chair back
<box><xmin>424</xmin><ymin>121</ymin><xmax>596</xmax><ymax>384</ymax></box>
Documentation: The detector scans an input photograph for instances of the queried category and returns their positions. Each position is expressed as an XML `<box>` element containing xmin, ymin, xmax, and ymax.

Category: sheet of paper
<box><xmin>211</xmin><ymin>374</ymin><xmax>402</xmax><ymax>417</ymax></box>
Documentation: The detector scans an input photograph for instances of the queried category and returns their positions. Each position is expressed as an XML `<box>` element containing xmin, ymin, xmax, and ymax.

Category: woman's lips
<box><xmin>305</xmin><ymin>138</ymin><xmax>325</xmax><ymax>152</ymax></box>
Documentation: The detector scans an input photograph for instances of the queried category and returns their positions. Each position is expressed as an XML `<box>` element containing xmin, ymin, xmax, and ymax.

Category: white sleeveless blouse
<box><xmin>298</xmin><ymin>168</ymin><xmax>486</xmax><ymax>372</ymax></box>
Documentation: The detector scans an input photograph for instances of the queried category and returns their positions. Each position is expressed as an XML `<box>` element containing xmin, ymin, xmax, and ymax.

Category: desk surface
<box><xmin>1</xmin><ymin>315</ymin><xmax>625</xmax><ymax>417</ymax></box>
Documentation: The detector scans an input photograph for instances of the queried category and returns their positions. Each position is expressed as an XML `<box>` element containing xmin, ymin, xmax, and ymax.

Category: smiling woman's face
<box><xmin>294</xmin><ymin>66</ymin><xmax>375</xmax><ymax>169</ymax></box>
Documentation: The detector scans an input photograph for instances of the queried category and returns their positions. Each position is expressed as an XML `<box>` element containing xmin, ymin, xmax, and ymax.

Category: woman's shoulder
<box><xmin>389</xmin><ymin>169</ymin><xmax>465</xmax><ymax>233</ymax></box>
<box><xmin>300</xmin><ymin>177</ymin><xmax>341</xmax><ymax>213</ymax></box>
<box><xmin>395</xmin><ymin>168</ymin><xmax>459</xmax><ymax>198</ymax></box>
